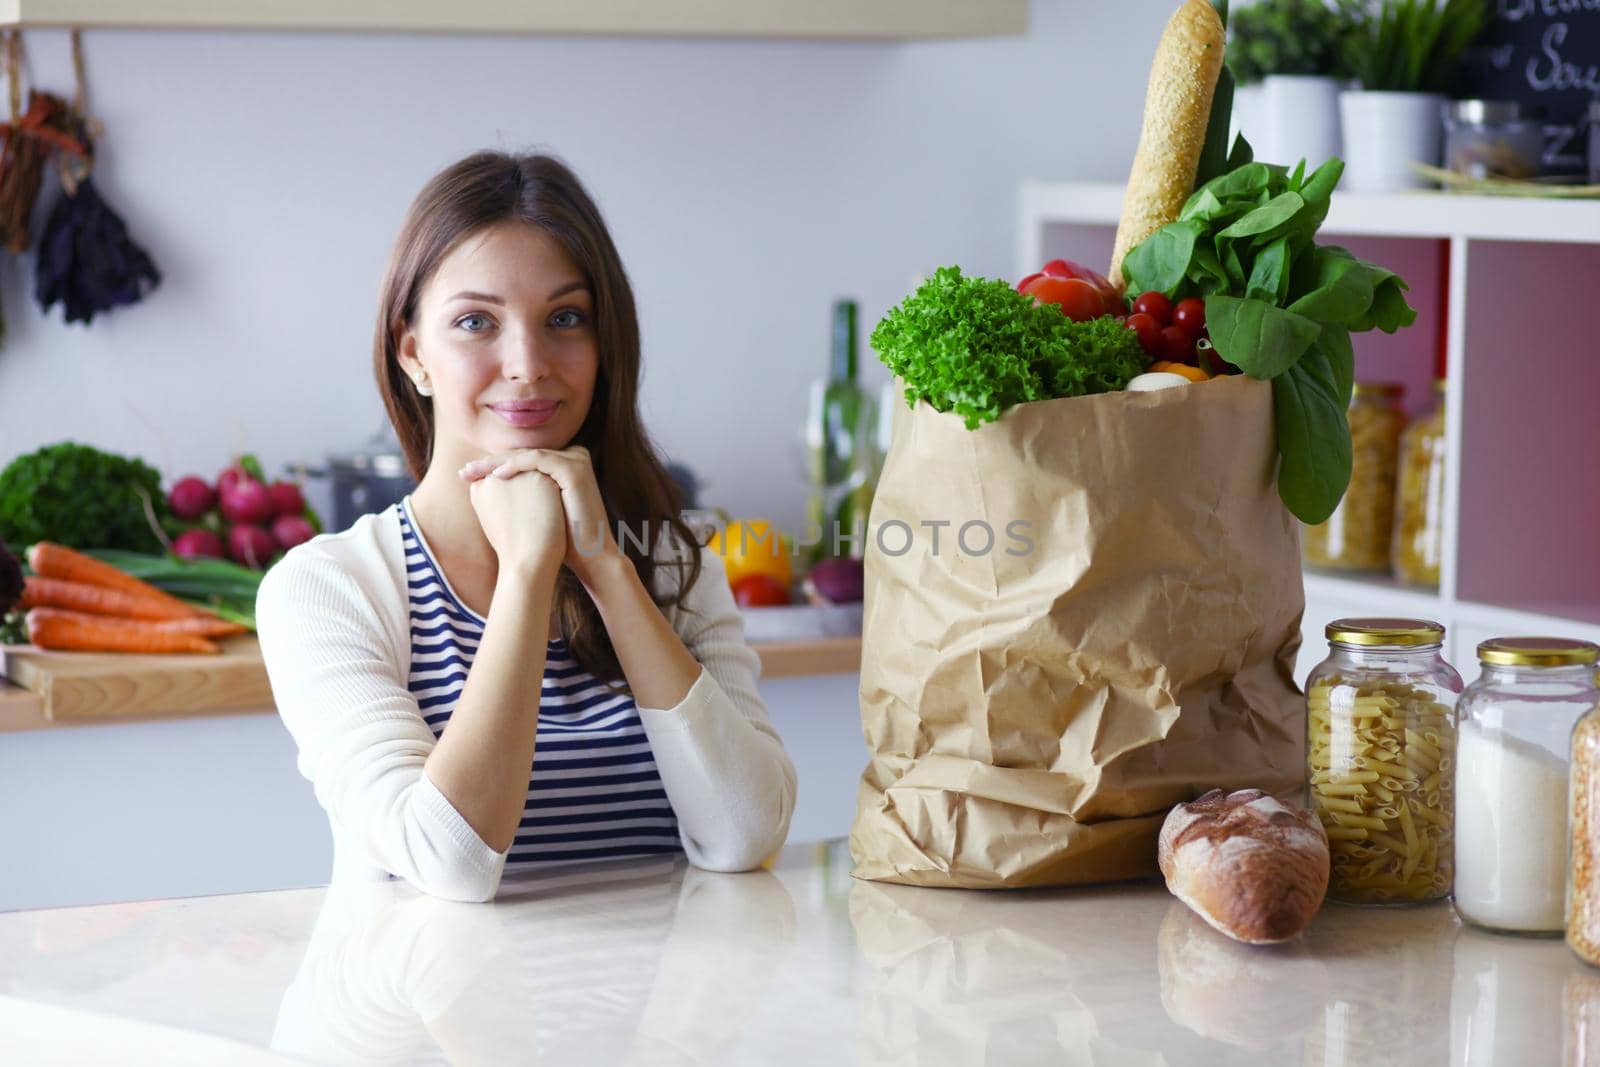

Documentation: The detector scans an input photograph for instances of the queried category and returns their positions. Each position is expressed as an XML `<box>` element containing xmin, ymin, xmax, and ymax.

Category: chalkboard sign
<box><xmin>1456</xmin><ymin>2</ymin><xmax>1599</xmax><ymax>176</ymax></box>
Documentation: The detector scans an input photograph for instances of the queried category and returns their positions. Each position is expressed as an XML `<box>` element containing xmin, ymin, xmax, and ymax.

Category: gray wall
<box><xmin>0</xmin><ymin>0</ymin><xmax>1170</xmax><ymax>535</ymax></box>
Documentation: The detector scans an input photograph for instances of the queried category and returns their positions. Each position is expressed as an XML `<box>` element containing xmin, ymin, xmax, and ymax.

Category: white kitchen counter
<box><xmin>0</xmin><ymin>837</ymin><xmax>1591</xmax><ymax>1065</ymax></box>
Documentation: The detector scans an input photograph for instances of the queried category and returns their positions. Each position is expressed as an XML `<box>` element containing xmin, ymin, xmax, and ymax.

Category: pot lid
<box><xmin>330</xmin><ymin>422</ymin><xmax>410</xmax><ymax>478</ymax></box>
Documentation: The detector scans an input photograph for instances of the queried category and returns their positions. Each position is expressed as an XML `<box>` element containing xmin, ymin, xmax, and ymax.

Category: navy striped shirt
<box><xmin>399</xmin><ymin>495</ymin><xmax>682</xmax><ymax>867</ymax></box>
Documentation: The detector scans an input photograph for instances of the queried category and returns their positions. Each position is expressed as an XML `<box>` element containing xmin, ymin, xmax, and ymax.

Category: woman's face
<box><xmin>400</xmin><ymin>221</ymin><xmax>600</xmax><ymax>466</ymax></box>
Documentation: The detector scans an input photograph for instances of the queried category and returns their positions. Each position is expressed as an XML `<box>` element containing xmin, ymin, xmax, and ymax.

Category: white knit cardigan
<box><xmin>255</xmin><ymin>504</ymin><xmax>797</xmax><ymax>902</ymax></box>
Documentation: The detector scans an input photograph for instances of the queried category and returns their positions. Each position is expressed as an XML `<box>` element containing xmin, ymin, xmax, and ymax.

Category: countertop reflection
<box><xmin>0</xmin><ymin>839</ymin><xmax>1594</xmax><ymax>1065</ymax></box>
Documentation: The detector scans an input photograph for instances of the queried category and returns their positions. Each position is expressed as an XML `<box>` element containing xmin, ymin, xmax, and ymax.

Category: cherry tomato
<box><xmin>1024</xmin><ymin>276</ymin><xmax>1104</xmax><ymax>323</ymax></box>
<box><xmin>1172</xmin><ymin>297</ymin><xmax>1206</xmax><ymax>334</ymax></box>
<box><xmin>732</xmin><ymin>574</ymin><xmax>792</xmax><ymax>607</ymax></box>
<box><xmin>1132</xmin><ymin>291</ymin><xmax>1173</xmax><ymax>326</ymax></box>
<box><xmin>1016</xmin><ymin>271</ymin><xmax>1043</xmax><ymax>294</ymax></box>
<box><xmin>1125</xmin><ymin>312</ymin><xmax>1163</xmax><ymax>357</ymax></box>
<box><xmin>1158</xmin><ymin>325</ymin><xmax>1198</xmax><ymax>364</ymax></box>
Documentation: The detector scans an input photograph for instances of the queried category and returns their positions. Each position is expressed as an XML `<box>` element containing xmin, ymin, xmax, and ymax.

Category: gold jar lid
<box><xmin>1326</xmin><ymin>617</ymin><xmax>1446</xmax><ymax>647</ymax></box>
<box><xmin>1477</xmin><ymin>637</ymin><xmax>1600</xmax><ymax>667</ymax></box>
<box><xmin>1352</xmin><ymin>382</ymin><xmax>1404</xmax><ymax>399</ymax></box>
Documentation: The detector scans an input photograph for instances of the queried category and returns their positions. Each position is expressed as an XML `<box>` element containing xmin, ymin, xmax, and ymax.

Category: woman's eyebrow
<box><xmin>444</xmin><ymin>280</ymin><xmax>588</xmax><ymax>304</ymax></box>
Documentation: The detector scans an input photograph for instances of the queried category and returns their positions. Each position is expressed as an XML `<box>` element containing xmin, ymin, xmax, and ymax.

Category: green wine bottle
<box><xmin>804</xmin><ymin>300</ymin><xmax>876</xmax><ymax>564</ymax></box>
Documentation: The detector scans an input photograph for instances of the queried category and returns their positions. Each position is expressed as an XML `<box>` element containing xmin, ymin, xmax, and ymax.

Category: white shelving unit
<box><xmin>1018</xmin><ymin>180</ymin><xmax>1600</xmax><ymax>684</ymax></box>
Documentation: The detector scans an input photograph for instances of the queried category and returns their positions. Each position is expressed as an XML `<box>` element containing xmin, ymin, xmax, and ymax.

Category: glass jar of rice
<box><xmin>1307</xmin><ymin>618</ymin><xmax>1463</xmax><ymax>906</ymax></box>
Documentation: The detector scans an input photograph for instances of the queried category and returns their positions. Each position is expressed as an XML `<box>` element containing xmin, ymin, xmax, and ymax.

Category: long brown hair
<box><xmin>374</xmin><ymin>151</ymin><xmax>703</xmax><ymax>690</ymax></box>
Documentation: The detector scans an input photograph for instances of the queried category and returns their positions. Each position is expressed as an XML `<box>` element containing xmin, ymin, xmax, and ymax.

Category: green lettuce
<box><xmin>871</xmin><ymin>266</ymin><xmax>1146</xmax><ymax>431</ymax></box>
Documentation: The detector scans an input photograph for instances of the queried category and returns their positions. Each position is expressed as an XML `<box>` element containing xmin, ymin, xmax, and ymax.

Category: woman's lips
<box><xmin>491</xmin><ymin>402</ymin><xmax>559</xmax><ymax>428</ymax></box>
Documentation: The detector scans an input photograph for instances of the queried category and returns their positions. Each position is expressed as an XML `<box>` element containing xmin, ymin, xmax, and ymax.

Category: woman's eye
<box><xmin>455</xmin><ymin>313</ymin><xmax>493</xmax><ymax>332</ymax></box>
<box><xmin>551</xmin><ymin>308</ymin><xmax>586</xmax><ymax>329</ymax></box>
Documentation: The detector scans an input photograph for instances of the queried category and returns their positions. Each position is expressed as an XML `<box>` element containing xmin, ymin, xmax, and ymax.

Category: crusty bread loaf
<box><xmin>1158</xmin><ymin>788</ymin><xmax>1330</xmax><ymax>945</ymax></box>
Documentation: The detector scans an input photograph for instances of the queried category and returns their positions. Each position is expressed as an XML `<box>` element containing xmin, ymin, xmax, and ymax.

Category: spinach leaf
<box><xmin>1207</xmin><ymin>295</ymin><xmax>1321</xmax><ymax>378</ymax></box>
<box><xmin>1273</xmin><ymin>341</ymin><xmax>1354</xmax><ymax>525</ymax></box>
<box><xmin>1246</xmin><ymin>236</ymin><xmax>1291</xmax><ymax>305</ymax></box>
<box><xmin>1121</xmin><ymin>219</ymin><xmax>1206</xmax><ymax>296</ymax></box>
<box><xmin>1120</xmin><ymin>150</ymin><xmax>1418</xmax><ymax>524</ymax></box>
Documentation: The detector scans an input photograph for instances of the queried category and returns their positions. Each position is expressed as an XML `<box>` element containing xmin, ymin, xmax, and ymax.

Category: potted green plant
<box><xmin>1227</xmin><ymin>0</ymin><xmax>1353</xmax><ymax>171</ymax></box>
<box><xmin>1336</xmin><ymin>0</ymin><xmax>1488</xmax><ymax>190</ymax></box>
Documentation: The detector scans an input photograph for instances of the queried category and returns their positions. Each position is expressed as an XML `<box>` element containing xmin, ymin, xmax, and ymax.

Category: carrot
<box><xmin>22</xmin><ymin>575</ymin><xmax>199</xmax><ymax>621</ymax></box>
<box><xmin>149</xmin><ymin>616</ymin><xmax>250</xmax><ymax>639</ymax></box>
<box><xmin>25</xmin><ymin>608</ymin><xmax>220</xmax><ymax>655</ymax></box>
<box><xmin>27</xmin><ymin>542</ymin><xmax>205</xmax><ymax>617</ymax></box>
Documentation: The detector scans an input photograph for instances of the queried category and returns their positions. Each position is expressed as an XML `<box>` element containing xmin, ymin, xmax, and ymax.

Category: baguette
<box><xmin>1109</xmin><ymin>0</ymin><xmax>1226</xmax><ymax>288</ymax></box>
<box><xmin>1158</xmin><ymin>788</ymin><xmax>1329</xmax><ymax>945</ymax></box>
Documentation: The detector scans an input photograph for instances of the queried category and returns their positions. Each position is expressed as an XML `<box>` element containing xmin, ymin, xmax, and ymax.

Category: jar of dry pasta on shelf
<box><xmin>1304</xmin><ymin>384</ymin><xmax>1406</xmax><ymax>573</ymax></box>
<box><xmin>1393</xmin><ymin>379</ymin><xmax>1447</xmax><ymax>588</ymax></box>
<box><xmin>1307</xmin><ymin>618</ymin><xmax>1464</xmax><ymax>906</ymax></box>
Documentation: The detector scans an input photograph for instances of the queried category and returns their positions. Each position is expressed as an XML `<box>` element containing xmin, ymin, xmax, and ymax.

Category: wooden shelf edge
<box><xmin>753</xmin><ymin>635</ymin><xmax>862</xmax><ymax>679</ymax></box>
<box><xmin>0</xmin><ymin>679</ymin><xmax>46</xmax><ymax>732</ymax></box>
<box><xmin>0</xmin><ymin>0</ymin><xmax>1027</xmax><ymax>38</ymax></box>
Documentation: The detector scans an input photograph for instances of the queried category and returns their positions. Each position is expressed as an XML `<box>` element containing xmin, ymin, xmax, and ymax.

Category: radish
<box><xmin>216</xmin><ymin>464</ymin><xmax>248</xmax><ymax>499</ymax></box>
<box><xmin>803</xmin><ymin>557</ymin><xmax>864</xmax><ymax>604</ymax></box>
<box><xmin>174</xmin><ymin>528</ymin><xmax>226</xmax><ymax>561</ymax></box>
<box><xmin>267</xmin><ymin>480</ymin><xmax>306</xmax><ymax>518</ymax></box>
<box><xmin>221</xmin><ymin>477</ymin><xmax>274</xmax><ymax>525</ymax></box>
<box><xmin>271</xmin><ymin>514</ymin><xmax>315</xmax><ymax>551</ymax></box>
<box><xmin>168</xmin><ymin>476</ymin><xmax>217</xmax><ymax>521</ymax></box>
<box><xmin>227</xmin><ymin>524</ymin><xmax>279</xmax><ymax>569</ymax></box>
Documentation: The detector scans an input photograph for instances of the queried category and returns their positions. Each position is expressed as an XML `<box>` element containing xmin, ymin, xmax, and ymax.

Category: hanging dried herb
<box><xmin>32</xmin><ymin>30</ymin><xmax>161</xmax><ymax>325</ymax></box>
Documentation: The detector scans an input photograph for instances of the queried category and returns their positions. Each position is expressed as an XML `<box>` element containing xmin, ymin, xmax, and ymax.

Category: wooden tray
<box><xmin>0</xmin><ymin>634</ymin><xmax>274</xmax><ymax>724</ymax></box>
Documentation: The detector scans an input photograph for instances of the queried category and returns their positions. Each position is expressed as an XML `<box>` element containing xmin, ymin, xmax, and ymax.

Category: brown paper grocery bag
<box><xmin>850</xmin><ymin>374</ymin><xmax>1305</xmax><ymax>888</ymax></box>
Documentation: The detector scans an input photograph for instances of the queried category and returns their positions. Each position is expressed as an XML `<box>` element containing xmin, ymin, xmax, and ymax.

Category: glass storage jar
<box><xmin>1444</xmin><ymin>99</ymin><xmax>1545</xmax><ymax>181</ymax></box>
<box><xmin>1566</xmin><ymin>648</ymin><xmax>1600</xmax><ymax>966</ymax></box>
<box><xmin>1304</xmin><ymin>383</ymin><xmax>1405</xmax><ymax>573</ymax></box>
<box><xmin>1307</xmin><ymin>618</ymin><xmax>1463</xmax><ymax>906</ymax></box>
<box><xmin>1456</xmin><ymin>638</ymin><xmax>1599</xmax><ymax>936</ymax></box>
<box><xmin>1392</xmin><ymin>379</ymin><xmax>1447</xmax><ymax>588</ymax></box>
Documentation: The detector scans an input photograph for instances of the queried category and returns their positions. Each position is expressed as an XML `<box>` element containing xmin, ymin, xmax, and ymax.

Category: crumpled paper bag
<box><xmin>850</xmin><ymin>374</ymin><xmax>1305</xmax><ymax>888</ymax></box>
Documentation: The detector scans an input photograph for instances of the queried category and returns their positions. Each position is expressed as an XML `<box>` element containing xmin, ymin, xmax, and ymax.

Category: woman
<box><xmin>256</xmin><ymin>151</ymin><xmax>797</xmax><ymax>902</ymax></box>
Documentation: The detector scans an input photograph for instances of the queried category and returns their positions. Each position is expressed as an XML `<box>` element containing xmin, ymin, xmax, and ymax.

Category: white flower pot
<box><xmin>1339</xmin><ymin>90</ymin><xmax>1446</xmax><ymax>192</ymax></box>
<box><xmin>1231</xmin><ymin>81</ymin><xmax>1266</xmax><ymax>157</ymax></box>
<box><xmin>1260</xmin><ymin>75</ymin><xmax>1343</xmax><ymax>170</ymax></box>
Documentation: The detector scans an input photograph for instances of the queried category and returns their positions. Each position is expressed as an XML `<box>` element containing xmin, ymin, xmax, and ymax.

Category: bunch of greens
<box><xmin>1336</xmin><ymin>0</ymin><xmax>1487</xmax><ymax>93</ymax></box>
<box><xmin>1121</xmin><ymin>158</ymin><xmax>1416</xmax><ymax>524</ymax></box>
<box><xmin>0</xmin><ymin>538</ymin><xmax>22</xmax><ymax>645</ymax></box>
<box><xmin>0</xmin><ymin>441</ymin><xmax>173</xmax><ymax>554</ymax></box>
<box><xmin>870</xmin><ymin>266</ymin><xmax>1147</xmax><ymax>431</ymax></box>
<box><xmin>1228</xmin><ymin>0</ymin><xmax>1354</xmax><ymax>84</ymax></box>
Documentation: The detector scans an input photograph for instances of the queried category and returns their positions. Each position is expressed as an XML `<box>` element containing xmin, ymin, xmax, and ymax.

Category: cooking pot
<box><xmin>287</xmin><ymin>422</ymin><xmax>417</xmax><ymax>533</ymax></box>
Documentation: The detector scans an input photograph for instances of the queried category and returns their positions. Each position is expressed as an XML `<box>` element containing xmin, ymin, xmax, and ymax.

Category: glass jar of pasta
<box><xmin>1392</xmin><ymin>379</ymin><xmax>1447</xmax><ymax>588</ymax></box>
<box><xmin>1307</xmin><ymin>618</ymin><xmax>1463</xmax><ymax>906</ymax></box>
<box><xmin>1457</xmin><ymin>638</ymin><xmax>1598</xmax><ymax>936</ymax></box>
<box><xmin>1304</xmin><ymin>383</ymin><xmax>1406</xmax><ymax>574</ymax></box>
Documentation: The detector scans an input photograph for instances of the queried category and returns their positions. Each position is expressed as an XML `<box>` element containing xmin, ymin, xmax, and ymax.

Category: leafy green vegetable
<box><xmin>0</xmin><ymin>441</ymin><xmax>173</xmax><ymax>554</ymax></box>
<box><xmin>871</xmin><ymin>267</ymin><xmax>1146</xmax><ymax>431</ymax></box>
<box><xmin>1228</xmin><ymin>0</ymin><xmax>1355</xmax><ymax>84</ymax></box>
<box><xmin>1122</xmin><ymin>157</ymin><xmax>1416</xmax><ymax>524</ymax></box>
<box><xmin>1337</xmin><ymin>0</ymin><xmax>1487</xmax><ymax>94</ymax></box>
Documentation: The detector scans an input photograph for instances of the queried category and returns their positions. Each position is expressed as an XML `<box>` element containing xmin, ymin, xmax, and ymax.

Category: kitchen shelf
<box><xmin>1019</xmin><ymin>179</ymin><xmax>1600</xmax><ymax>685</ymax></box>
<box><xmin>1017</xmin><ymin>180</ymin><xmax>1600</xmax><ymax>253</ymax></box>
<box><xmin>0</xmin><ymin>0</ymin><xmax>1027</xmax><ymax>38</ymax></box>
<box><xmin>0</xmin><ymin>633</ymin><xmax>860</xmax><ymax>731</ymax></box>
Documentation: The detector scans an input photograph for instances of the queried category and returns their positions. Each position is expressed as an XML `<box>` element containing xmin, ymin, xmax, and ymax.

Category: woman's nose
<box><xmin>501</xmin><ymin>328</ymin><xmax>549</xmax><ymax>381</ymax></box>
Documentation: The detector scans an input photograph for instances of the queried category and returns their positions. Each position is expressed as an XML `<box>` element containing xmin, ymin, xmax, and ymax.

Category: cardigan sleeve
<box><xmin>634</xmin><ymin>538</ymin><xmax>798</xmax><ymax>872</ymax></box>
<box><xmin>256</xmin><ymin>547</ymin><xmax>510</xmax><ymax>903</ymax></box>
